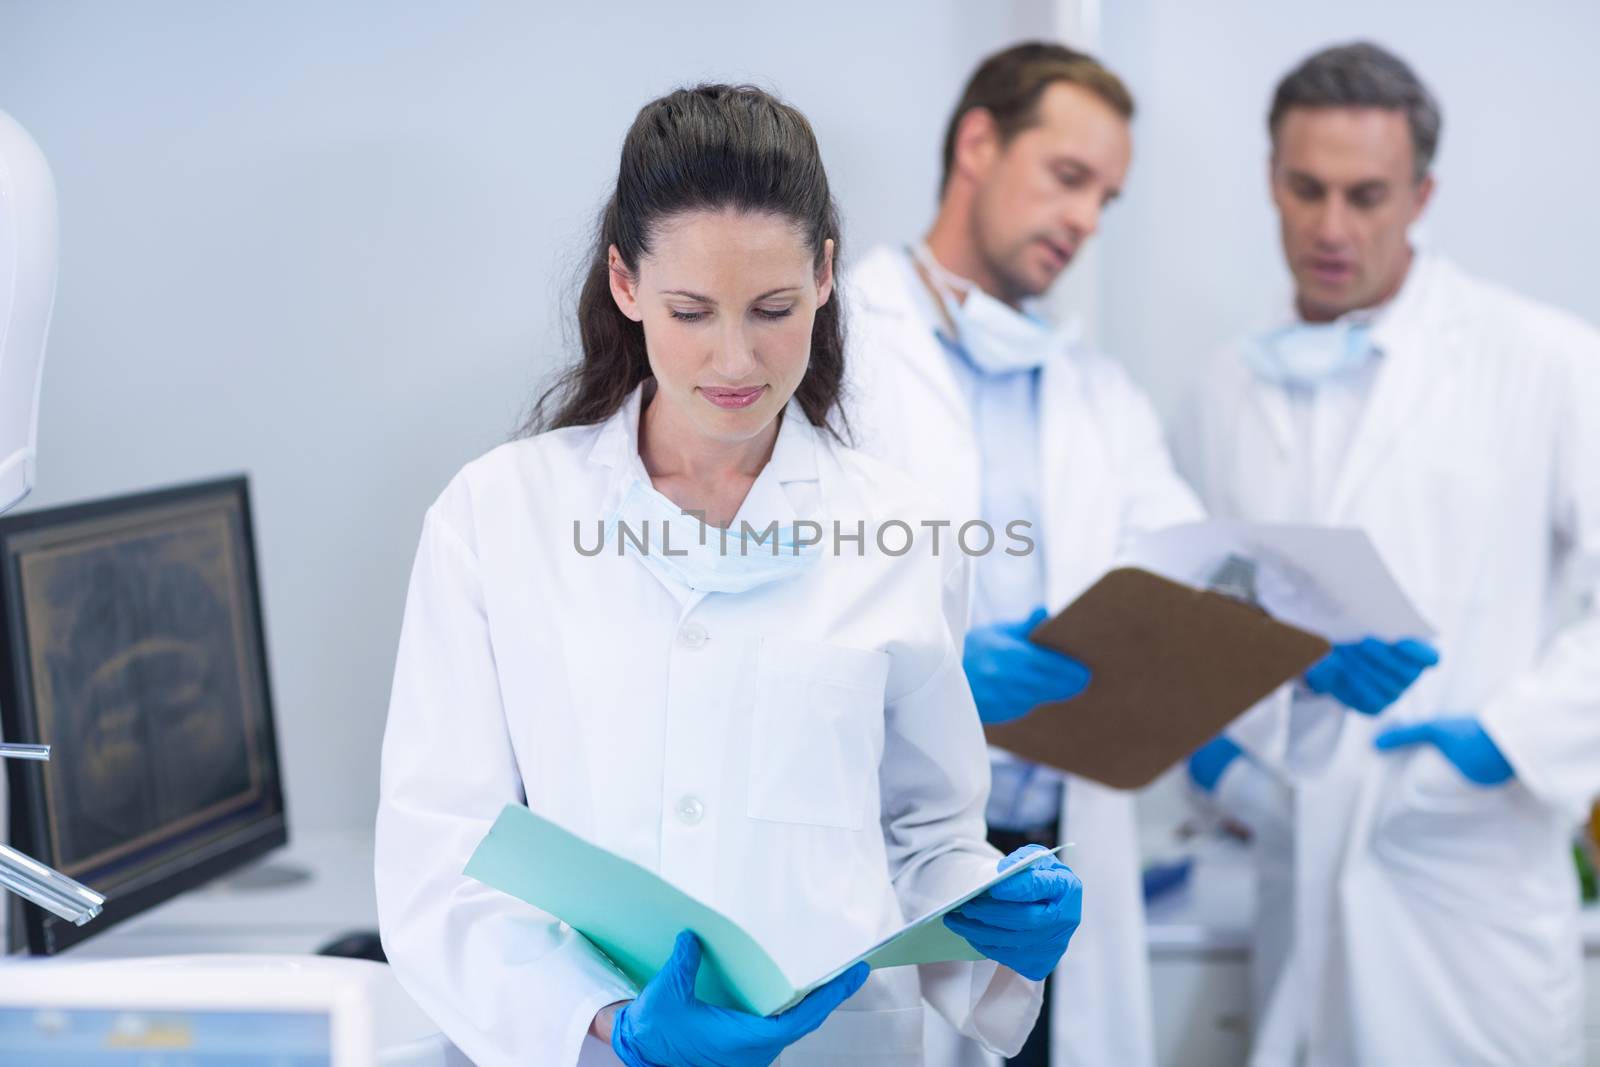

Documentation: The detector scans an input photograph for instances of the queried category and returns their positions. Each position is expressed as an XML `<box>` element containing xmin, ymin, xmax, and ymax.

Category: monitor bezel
<box><xmin>0</xmin><ymin>475</ymin><xmax>288</xmax><ymax>954</ymax></box>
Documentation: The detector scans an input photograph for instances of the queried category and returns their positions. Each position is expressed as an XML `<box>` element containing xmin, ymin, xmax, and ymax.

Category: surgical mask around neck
<box><xmin>911</xmin><ymin>244</ymin><xmax>1074</xmax><ymax>376</ymax></box>
<box><xmin>605</xmin><ymin>478</ymin><xmax>819</xmax><ymax>594</ymax></box>
<box><xmin>1245</xmin><ymin>320</ymin><xmax>1377</xmax><ymax>387</ymax></box>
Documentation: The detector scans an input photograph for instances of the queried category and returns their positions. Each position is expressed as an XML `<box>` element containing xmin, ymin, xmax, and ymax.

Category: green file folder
<box><xmin>463</xmin><ymin>803</ymin><xmax>1066</xmax><ymax>1016</ymax></box>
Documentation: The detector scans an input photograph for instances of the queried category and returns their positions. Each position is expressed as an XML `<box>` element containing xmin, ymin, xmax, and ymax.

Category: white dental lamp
<box><xmin>0</xmin><ymin>109</ymin><xmax>105</xmax><ymax>928</ymax></box>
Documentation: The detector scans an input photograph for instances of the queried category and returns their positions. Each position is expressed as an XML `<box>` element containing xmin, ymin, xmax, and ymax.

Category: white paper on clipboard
<box><xmin>1124</xmin><ymin>520</ymin><xmax>1433</xmax><ymax>643</ymax></box>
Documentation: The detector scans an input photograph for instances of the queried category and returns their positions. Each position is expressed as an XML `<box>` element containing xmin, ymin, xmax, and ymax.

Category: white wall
<box><xmin>0</xmin><ymin>2</ymin><xmax>1054</xmax><ymax>835</ymax></box>
<box><xmin>1094</xmin><ymin>0</ymin><xmax>1600</xmax><ymax>414</ymax></box>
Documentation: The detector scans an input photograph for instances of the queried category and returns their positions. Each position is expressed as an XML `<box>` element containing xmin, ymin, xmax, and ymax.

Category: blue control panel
<box><xmin>0</xmin><ymin>1007</ymin><xmax>332</xmax><ymax>1065</ymax></box>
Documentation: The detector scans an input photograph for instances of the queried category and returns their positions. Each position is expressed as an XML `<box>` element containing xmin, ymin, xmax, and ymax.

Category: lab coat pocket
<box><xmin>780</xmin><ymin>1005</ymin><xmax>923</xmax><ymax>1064</ymax></box>
<box><xmin>748</xmin><ymin>637</ymin><xmax>890</xmax><ymax>832</ymax></box>
<box><xmin>1371</xmin><ymin>742</ymin><xmax>1543</xmax><ymax>915</ymax></box>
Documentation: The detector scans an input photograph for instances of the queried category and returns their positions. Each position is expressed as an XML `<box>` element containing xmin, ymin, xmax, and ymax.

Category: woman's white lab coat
<box><xmin>1177</xmin><ymin>253</ymin><xmax>1600</xmax><ymax>1066</ymax></box>
<box><xmin>374</xmin><ymin>384</ymin><xmax>1044</xmax><ymax>1066</ymax></box>
<box><xmin>843</xmin><ymin>245</ymin><xmax>1206</xmax><ymax>1067</ymax></box>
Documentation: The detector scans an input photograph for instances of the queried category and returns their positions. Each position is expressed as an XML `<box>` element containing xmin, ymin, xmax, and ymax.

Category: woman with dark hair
<box><xmin>375</xmin><ymin>85</ymin><xmax>1080</xmax><ymax>1066</ymax></box>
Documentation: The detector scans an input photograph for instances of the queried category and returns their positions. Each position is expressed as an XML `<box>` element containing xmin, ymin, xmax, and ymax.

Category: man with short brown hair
<box><xmin>847</xmin><ymin>42</ymin><xmax>1202</xmax><ymax>1067</ymax></box>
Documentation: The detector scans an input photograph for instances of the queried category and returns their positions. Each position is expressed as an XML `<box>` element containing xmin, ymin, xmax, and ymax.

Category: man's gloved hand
<box><xmin>1374</xmin><ymin>716</ymin><xmax>1514</xmax><ymax>786</ymax></box>
<box><xmin>1187</xmin><ymin>735</ymin><xmax>1244</xmax><ymax>793</ymax></box>
<box><xmin>943</xmin><ymin>846</ymin><xmax>1082</xmax><ymax>981</ymax></box>
<box><xmin>1304</xmin><ymin>637</ymin><xmax>1439</xmax><ymax>715</ymax></box>
<box><xmin>965</xmin><ymin>608</ymin><xmax>1091</xmax><ymax>725</ymax></box>
<box><xmin>612</xmin><ymin>930</ymin><xmax>870</xmax><ymax>1067</ymax></box>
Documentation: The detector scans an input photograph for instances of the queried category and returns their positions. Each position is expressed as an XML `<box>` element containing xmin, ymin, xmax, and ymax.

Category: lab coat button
<box><xmin>677</xmin><ymin>622</ymin><xmax>708</xmax><ymax>649</ymax></box>
<box><xmin>676</xmin><ymin>796</ymin><xmax>705</xmax><ymax>825</ymax></box>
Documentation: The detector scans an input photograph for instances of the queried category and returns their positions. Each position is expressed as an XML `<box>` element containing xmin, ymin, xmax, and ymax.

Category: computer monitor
<box><xmin>0</xmin><ymin>476</ymin><xmax>287</xmax><ymax>953</ymax></box>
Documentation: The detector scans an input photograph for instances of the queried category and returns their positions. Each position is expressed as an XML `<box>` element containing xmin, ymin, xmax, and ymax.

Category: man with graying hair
<box><xmin>1176</xmin><ymin>41</ymin><xmax>1600</xmax><ymax>1066</ymax></box>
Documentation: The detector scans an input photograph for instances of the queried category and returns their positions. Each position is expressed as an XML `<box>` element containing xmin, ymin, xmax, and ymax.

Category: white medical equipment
<box><xmin>0</xmin><ymin>954</ymin><xmax>458</xmax><ymax>1065</ymax></box>
<box><xmin>0</xmin><ymin>108</ymin><xmax>52</xmax><ymax>513</ymax></box>
<box><xmin>0</xmin><ymin>108</ymin><xmax>106</xmax><ymax>928</ymax></box>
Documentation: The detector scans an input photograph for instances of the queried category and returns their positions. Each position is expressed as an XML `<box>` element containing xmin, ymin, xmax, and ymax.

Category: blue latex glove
<box><xmin>612</xmin><ymin>931</ymin><xmax>870</xmax><ymax>1067</ymax></box>
<box><xmin>943</xmin><ymin>845</ymin><xmax>1082</xmax><ymax>981</ymax></box>
<box><xmin>1187</xmin><ymin>735</ymin><xmax>1243</xmax><ymax>793</ymax></box>
<box><xmin>1303</xmin><ymin>637</ymin><xmax>1439</xmax><ymax>715</ymax></box>
<box><xmin>1374</xmin><ymin>716</ymin><xmax>1515</xmax><ymax>786</ymax></box>
<box><xmin>964</xmin><ymin>608</ymin><xmax>1092</xmax><ymax>725</ymax></box>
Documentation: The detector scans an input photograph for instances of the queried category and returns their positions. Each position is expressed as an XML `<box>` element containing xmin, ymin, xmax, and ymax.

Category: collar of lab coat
<box><xmin>1243</xmin><ymin>251</ymin><xmax>1449</xmax><ymax>519</ymax></box>
<box><xmin>851</xmin><ymin>244</ymin><xmax>1085</xmax><ymax>428</ymax></box>
<box><xmin>585</xmin><ymin>379</ymin><xmax>824</xmax><ymax>526</ymax></box>
<box><xmin>1259</xmin><ymin>247</ymin><xmax>1434</xmax><ymax>354</ymax></box>
<box><xmin>1367</xmin><ymin>249</ymin><xmax>1435</xmax><ymax>357</ymax></box>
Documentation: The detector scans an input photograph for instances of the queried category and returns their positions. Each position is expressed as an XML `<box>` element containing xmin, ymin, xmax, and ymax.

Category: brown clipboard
<box><xmin>983</xmin><ymin>567</ymin><xmax>1331</xmax><ymax>790</ymax></box>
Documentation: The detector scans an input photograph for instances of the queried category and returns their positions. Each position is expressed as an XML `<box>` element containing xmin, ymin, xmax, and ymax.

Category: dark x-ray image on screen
<box><xmin>0</xmin><ymin>477</ymin><xmax>287</xmax><ymax>954</ymax></box>
<box><xmin>26</xmin><ymin>512</ymin><xmax>263</xmax><ymax>872</ymax></box>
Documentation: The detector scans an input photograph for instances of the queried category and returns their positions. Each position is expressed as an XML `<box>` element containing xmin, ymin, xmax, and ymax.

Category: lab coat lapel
<box><xmin>684</xmin><ymin>401</ymin><xmax>824</xmax><ymax>617</ymax></box>
<box><xmin>869</xmin><ymin>248</ymin><xmax>972</xmax><ymax>437</ymax></box>
<box><xmin>1245</xmin><ymin>374</ymin><xmax>1296</xmax><ymax>460</ymax></box>
<box><xmin>584</xmin><ymin>386</ymin><xmax>704</xmax><ymax>612</ymax></box>
<box><xmin>584</xmin><ymin>381</ymin><xmax>649</xmax><ymax>512</ymax></box>
<box><xmin>584</xmin><ymin>385</ymin><xmax>822</xmax><ymax>616</ymax></box>
<box><xmin>850</xmin><ymin>245</ymin><xmax>980</xmax><ymax>522</ymax></box>
<box><xmin>727</xmin><ymin>401</ymin><xmax>824</xmax><ymax>542</ymax></box>
<box><xmin>1039</xmin><ymin>348</ymin><xmax>1115</xmax><ymax>607</ymax></box>
<box><xmin>1325</xmin><ymin>254</ymin><xmax>1452</xmax><ymax>521</ymax></box>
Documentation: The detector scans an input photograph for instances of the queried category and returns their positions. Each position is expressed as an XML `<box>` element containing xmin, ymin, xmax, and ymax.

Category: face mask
<box><xmin>606</xmin><ymin>479</ymin><xmax>820</xmax><ymax>594</ymax></box>
<box><xmin>912</xmin><ymin>245</ymin><xmax>1074</xmax><ymax>376</ymax></box>
<box><xmin>1245</xmin><ymin>321</ymin><xmax>1376</xmax><ymax>387</ymax></box>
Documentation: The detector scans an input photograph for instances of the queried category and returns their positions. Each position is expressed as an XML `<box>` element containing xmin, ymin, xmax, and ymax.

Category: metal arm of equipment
<box><xmin>0</xmin><ymin>843</ymin><xmax>104</xmax><ymax>926</ymax></box>
<box><xmin>0</xmin><ymin>744</ymin><xmax>104</xmax><ymax>925</ymax></box>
